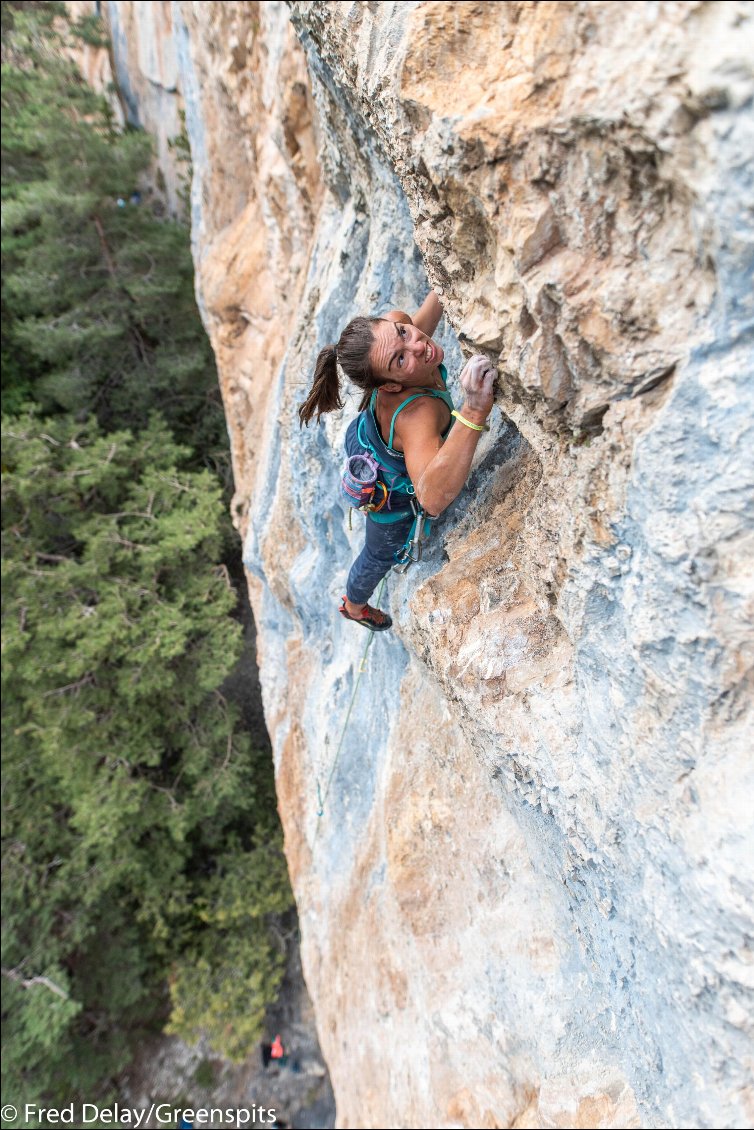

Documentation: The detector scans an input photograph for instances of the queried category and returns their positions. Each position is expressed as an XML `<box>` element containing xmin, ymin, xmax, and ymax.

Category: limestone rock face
<box><xmin>69</xmin><ymin>0</ymin><xmax>187</xmax><ymax>215</ymax></box>
<box><xmin>104</xmin><ymin>0</ymin><xmax>186</xmax><ymax>215</ymax></box>
<box><xmin>66</xmin><ymin>1</ymin><xmax>122</xmax><ymax>114</ymax></box>
<box><xmin>168</xmin><ymin>3</ymin><xmax>753</xmax><ymax>1127</ymax></box>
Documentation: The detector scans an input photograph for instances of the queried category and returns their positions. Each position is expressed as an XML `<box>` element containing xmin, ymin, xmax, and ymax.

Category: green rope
<box><xmin>314</xmin><ymin>576</ymin><xmax>387</xmax><ymax>831</ymax></box>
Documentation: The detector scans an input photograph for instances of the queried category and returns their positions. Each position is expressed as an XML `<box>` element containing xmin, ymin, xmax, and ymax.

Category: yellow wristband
<box><xmin>451</xmin><ymin>409</ymin><xmax>489</xmax><ymax>432</ymax></box>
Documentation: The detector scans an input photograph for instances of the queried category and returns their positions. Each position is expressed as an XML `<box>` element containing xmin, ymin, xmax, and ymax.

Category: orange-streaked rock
<box><xmin>100</xmin><ymin>2</ymin><xmax>754</xmax><ymax>1126</ymax></box>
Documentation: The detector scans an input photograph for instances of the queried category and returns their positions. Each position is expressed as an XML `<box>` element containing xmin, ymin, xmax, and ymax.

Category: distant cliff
<box><xmin>97</xmin><ymin>3</ymin><xmax>754</xmax><ymax>1126</ymax></box>
<box><xmin>68</xmin><ymin>0</ymin><xmax>186</xmax><ymax>215</ymax></box>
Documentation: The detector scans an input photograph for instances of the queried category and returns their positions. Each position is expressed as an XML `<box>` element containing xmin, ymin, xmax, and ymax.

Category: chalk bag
<box><xmin>341</xmin><ymin>452</ymin><xmax>382</xmax><ymax>510</ymax></box>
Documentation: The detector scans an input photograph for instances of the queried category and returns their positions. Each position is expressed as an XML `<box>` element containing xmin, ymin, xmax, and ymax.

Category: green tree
<box><xmin>1</xmin><ymin>2</ymin><xmax>226</xmax><ymax>472</ymax></box>
<box><xmin>167</xmin><ymin>820</ymin><xmax>292</xmax><ymax>1061</ymax></box>
<box><xmin>1</xmin><ymin>412</ymin><xmax>291</xmax><ymax>1109</ymax></box>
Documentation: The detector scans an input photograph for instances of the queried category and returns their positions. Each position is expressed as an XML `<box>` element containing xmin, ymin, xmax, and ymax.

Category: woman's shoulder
<box><xmin>389</xmin><ymin>392</ymin><xmax>450</xmax><ymax>452</ymax></box>
<box><xmin>377</xmin><ymin>385</ymin><xmax>447</xmax><ymax>420</ymax></box>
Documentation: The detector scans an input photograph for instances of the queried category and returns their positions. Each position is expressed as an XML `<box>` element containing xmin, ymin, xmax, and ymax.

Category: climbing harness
<box><xmin>345</xmin><ymin>489</ymin><xmax>432</xmax><ymax>574</ymax></box>
<box><xmin>315</xmin><ymin>577</ymin><xmax>386</xmax><ymax>827</ymax></box>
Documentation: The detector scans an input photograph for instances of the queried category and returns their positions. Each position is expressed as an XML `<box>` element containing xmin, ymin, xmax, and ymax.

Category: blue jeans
<box><xmin>346</xmin><ymin>513</ymin><xmax>414</xmax><ymax>604</ymax></box>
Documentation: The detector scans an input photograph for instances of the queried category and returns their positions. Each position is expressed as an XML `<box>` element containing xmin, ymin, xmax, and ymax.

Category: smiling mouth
<box><xmin>425</xmin><ymin>342</ymin><xmax>434</xmax><ymax>363</ymax></box>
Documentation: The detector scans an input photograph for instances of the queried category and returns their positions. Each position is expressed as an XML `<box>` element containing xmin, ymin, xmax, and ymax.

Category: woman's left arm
<box><xmin>384</xmin><ymin>291</ymin><xmax>444</xmax><ymax>338</ymax></box>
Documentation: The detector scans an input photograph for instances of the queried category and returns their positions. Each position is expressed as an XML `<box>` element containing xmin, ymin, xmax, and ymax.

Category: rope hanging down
<box><xmin>315</xmin><ymin>576</ymin><xmax>386</xmax><ymax>826</ymax></box>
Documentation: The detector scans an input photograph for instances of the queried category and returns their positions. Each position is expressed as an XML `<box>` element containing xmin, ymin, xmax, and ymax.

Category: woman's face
<box><xmin>369</xmin><ymin>320</ymin><xmax>444</xmax><ymax>388</ymax></box>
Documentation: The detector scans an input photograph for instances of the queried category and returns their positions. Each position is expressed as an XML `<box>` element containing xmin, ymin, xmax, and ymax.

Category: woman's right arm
<box><xmin>411</xmin><ymin>291</ymin><xmax>444</xmax><ymax>339</ymax></box>
<box><xmin>384</xmin><ymin>291</ymin><xmax>444</xmax><ymax>338</ymax></box>
<box><xmin>398</xmin><ymin>355</ymin><xmax>496</xmax><ymax>516</ymax></box>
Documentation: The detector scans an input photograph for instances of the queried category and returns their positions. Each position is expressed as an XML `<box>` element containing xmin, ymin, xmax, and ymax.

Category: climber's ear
<box><xmin>380</xmin><ymin>379</ymin><xmax>404</xmax><ymax>393</ymax></box>
<box><xmin>384</xmin><ymin>309</ymin><xmax>413</xmax><ymax>325</ymax></box>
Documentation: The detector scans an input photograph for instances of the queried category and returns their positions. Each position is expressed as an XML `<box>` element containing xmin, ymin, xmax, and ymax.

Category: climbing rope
<box><xmin>314</xmin><ymin>575</ymin><xmax>387</xmax><ymax>830</ymax></box>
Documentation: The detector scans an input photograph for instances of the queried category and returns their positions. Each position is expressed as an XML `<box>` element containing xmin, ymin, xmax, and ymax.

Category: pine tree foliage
<box><xmin>167</xmin><ymin>825</ymin><xmax>293</xmax><ymax>1062</ymax></box>
<box><xmin>2</xmin><ymin>413</ymin><xmax>290</xmax><ymax>1102</ymax></box>
<box><xmin>1</xmin><ymin>2</ymin><xmax>226</xmax><ymax>469</ymax></box>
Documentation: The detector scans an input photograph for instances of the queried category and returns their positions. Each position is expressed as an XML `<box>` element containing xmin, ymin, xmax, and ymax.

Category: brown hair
<box><xmin>298</xmin><ymin>316</ymin><xmax>386</xmax><ymax>426</ymax></box>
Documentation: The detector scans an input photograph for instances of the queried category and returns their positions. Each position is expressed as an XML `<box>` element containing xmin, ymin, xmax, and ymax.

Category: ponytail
<box><xmin>298</xmin><ymin>344</ymin><xmax>343</xmax><ymax>427</ymax></box>
<box><xmin>298</xmin><ymin>315</ymin><xmax>385</xmax><ymax>427</ymax></box>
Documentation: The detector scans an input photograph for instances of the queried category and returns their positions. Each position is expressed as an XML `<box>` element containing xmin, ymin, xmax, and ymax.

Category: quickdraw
<box><xmin>393</xmin><ymin>501</ymin><xmax>432</xmax><ymax>574</ymax></box>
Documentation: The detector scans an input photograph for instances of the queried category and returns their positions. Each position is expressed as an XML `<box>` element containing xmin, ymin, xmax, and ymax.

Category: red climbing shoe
<box><xmin>339</xmin><ymin>596</ymin><xmax>392</xmax><ymax>632</ymax></box>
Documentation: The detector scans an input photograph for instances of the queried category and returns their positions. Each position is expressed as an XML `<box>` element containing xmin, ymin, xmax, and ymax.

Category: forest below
<box><xmin>1</xmin><ymin>3</ymin><xmax>291</xmax><ymax>1119</ymax></box>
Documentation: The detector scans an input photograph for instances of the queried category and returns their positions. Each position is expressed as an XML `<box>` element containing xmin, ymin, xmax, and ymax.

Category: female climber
<box><xmin>298</xmin><ymin>291</ymin><xmax>496</xmax><ymax>631</ymax></box>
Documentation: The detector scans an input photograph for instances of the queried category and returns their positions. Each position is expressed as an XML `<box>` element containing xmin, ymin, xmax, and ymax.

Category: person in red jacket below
<box><xmin>299</xmin><ymin>290</ymin><xmax>496</xmax><ymax>631</ymax></box>
<box><xmin>261</xmin><ymin>1033</ymin><xmax>287</xmax><ymax>1067</ymax></box>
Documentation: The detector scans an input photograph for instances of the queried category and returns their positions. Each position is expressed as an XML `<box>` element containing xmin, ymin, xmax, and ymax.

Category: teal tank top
<box><xmin>369</xmin><ymin>362</ymin><xmax>455</xmax><ymax>454</ymax></box>
<box><xmin>365</xmin><ymin>362</ymin><xmax>455</xmax><ymax>524</ymax></box>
